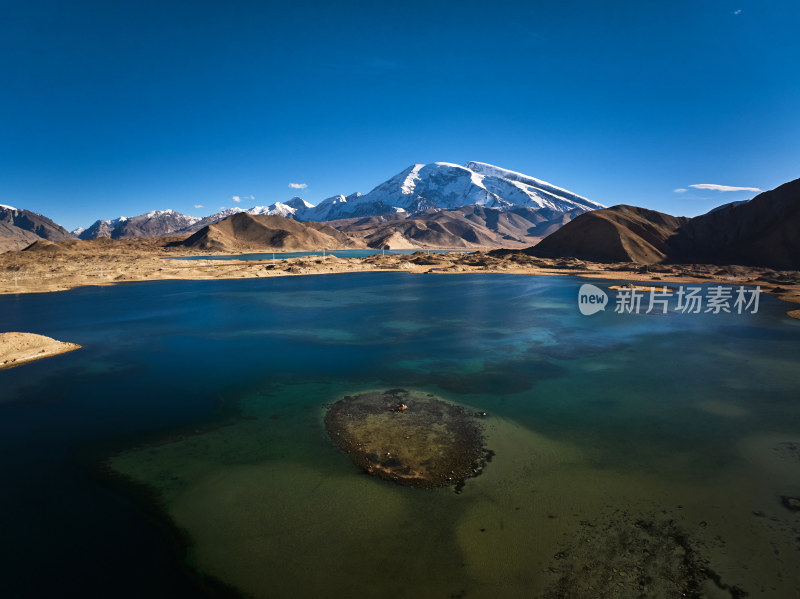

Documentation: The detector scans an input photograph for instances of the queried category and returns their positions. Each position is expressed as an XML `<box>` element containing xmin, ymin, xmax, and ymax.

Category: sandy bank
<box><xmin>1</xmin><ymin>243</ymin><xmax>799</xmax><ymax>320</ymax></box>
<box><xmin>0</xmin><ymin>332</ymin><xmax>81</xmax><ymax>369</ymax></box>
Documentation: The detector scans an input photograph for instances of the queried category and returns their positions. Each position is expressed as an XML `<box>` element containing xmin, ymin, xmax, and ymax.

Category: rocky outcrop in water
<box><xmin>325</xmin><ymin>389</ymin><xmax>490</xmax><ymax>489</ymax></box>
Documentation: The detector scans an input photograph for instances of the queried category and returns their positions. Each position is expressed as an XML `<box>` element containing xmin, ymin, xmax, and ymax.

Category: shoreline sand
<box><xmin>1</xmin><ymin>246</ymin><xmax>799</xmax><ymax>320</ymax></box>
<box><xmin>0</xmin><ymin>332</ymin><xmax>81</xmax><ymax>369</ymax></box>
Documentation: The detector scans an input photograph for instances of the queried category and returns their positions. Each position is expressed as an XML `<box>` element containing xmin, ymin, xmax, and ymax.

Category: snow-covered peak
<box><xmin>317</xmin><ymin>194</ymin><xmax>348</xmax><ymax>207</ymax></box>
<box><xmin>245</xmin><ymin>206</ymin><xmax>274</xmax><ymax>215</ymax></box>
<box><xmin>303</xmin><ymin>161</ymin><xmax>602</xmax><ymax>221</ymax></box>
<box><xmin>285</xmin><ymin>197</ymin><xmax>315</xmax><ymax>210</ymax></box>
<box><xmin>465</xmin><ymin>161</ymin><xmax>528</xmax><ymax>180</ymax></box>
<box><xmin>215</xmin><ymin>207</ymin><xmax>247</xmax><ymax>217</ymax></box>
<box><xmin>464</xmin><ymin>161</ymin><xmax>602</xmax><ymax>210</ymax></box>
<box><xmin>0</xmin><ymin>204</ymin><xmax>16</xmax><ymax>210</ymax></box>
<box><xmin>143</xmin><ymin>209</ymin><xmax>191</xmax><ymax>220</ymax></box>
<box><xmin>261</xmin><ymin>203</ymin><xmax>295</xmax><ymax>218</ymax></box>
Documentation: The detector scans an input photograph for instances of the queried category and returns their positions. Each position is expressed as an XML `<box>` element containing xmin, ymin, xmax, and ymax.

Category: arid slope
<box><xmin>176</xmin><ymin>213</ymin><xmax>365</xmax><ymax>251</ymax></box>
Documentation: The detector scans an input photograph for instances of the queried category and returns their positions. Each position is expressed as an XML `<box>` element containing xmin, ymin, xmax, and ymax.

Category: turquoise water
<box><xmin>1</xmin><ymin>273</ymin><xmax>800</xmax><ymax>598</ymax></box>
<box><xmin>171</xmin><ymin>249</ymin><xmax>470</xmax><ymax>261</ymax></box>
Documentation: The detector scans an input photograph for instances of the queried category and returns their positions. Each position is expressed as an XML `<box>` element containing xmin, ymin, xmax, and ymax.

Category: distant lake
<box><xmin>172</xmin><ymin>249</ymin><xmax>470</xmax><ymax>261</ymax></box>
<box><xmin>2</xmin><ymin>273</ymin><xmax>799</xmax><ymax>598</ymax></box>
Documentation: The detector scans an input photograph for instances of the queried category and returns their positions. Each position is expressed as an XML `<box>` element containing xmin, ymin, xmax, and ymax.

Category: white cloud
<box><xmin>673</xmin><ymin>188</ymin><xmax>688</xmax><ymax>193</ymax></box>
<box><xmin>232</xmin><ymin>195</ymin><xmax>241</xmax><ymax>203</ymax></box>
<box><xmin>289</xmin><ymin>182</ymin><xmax>308</xmax><ymax>189</ymax></box>
<box><xmin>193</xmin><ymin>204</ymin><xmax>204</xmax><ymax>209</ymax></box>
<box><xmin>733</xmin><ymin>9</ymin><xmax>742</xmax><ymax>15</ymax></box>
<box><xmin>689</xmin><ymin>183</ymin><xmax>761</xmax><ymax>192</ymax></box>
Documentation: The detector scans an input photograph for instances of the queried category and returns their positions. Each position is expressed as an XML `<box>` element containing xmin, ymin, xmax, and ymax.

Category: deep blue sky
<box><xmin>2</xmin><ymin>0</ymin><xmax>798</xmax><ymax>230</ymax></box>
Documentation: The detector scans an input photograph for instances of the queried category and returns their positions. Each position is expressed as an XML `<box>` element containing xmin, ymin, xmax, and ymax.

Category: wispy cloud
<box><xmin>733</xmin><ymin>9</ymin><xmax>742</xmax><ymax>15</ymax></box>
<box><xmin>193</xmin><ymin>204</ymin><xmax>204</xmax><ymax>209</ymax></box>
<box><xmin>673</xmin><ymin>188</ymin><xmax>688</xmax><ymax>193</ymax></box>
<box><xmin>689</xmin><ymin>183</ymin><xmax>761</xmax><ymax>192</ymax></box>
<box><xmin>289</xmin><ymin>183</ymin><xmax>308</xmax><ymax>189</ymax></box>
<box><xmin>232</xmin><ymin>195</ymin><xmax>241</xmax><ymax>203</ymax></box>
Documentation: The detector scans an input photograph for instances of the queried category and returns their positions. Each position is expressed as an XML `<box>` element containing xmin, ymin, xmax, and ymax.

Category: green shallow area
<box><xmin>111</xmin><ymin>380</ymin><xmax>800</xmax><ymax>598</ymax></box>
<box><xmin>110</xmin><ymin>381</ymin><xmax>589</xmax><ymax>598</ymax></box>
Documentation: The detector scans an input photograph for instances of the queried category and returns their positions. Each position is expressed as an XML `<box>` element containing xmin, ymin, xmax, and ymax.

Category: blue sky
<box><xmin>2</xmin><ymin>0</ymin><xmax>798</xmax><ymax>230</ymax></box>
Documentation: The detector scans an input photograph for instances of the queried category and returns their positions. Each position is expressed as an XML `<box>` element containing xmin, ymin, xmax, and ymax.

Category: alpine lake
<box><xmin>2</xmin><ymin>271</ymin><xmax>800</xmax><ymax>598</ymax></box>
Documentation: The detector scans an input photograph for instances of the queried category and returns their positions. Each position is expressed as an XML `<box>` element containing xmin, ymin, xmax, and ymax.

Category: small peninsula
<box><xmin>0</xmin><ymin>332</ymin><xmax>81</xmax><ymax>369</ymax></box>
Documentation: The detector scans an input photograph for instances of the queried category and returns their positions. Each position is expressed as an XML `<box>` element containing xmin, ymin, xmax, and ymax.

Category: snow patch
<box><xmin>400</xmin><ymin>164</ymin><xmax>425</xmax><ymax>195</ymax></box>
<box><xmin>465</xmin><ymin>161</ymin><xmax>602</xmax><ymax>209</ymax></box>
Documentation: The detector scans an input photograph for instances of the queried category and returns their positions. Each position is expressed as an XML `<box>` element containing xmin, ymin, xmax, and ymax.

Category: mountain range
<box><xmin>1</xmin><ymin>161</ymin><xmax>599</xmax><ymax>251</ymax></box>
<box><xmin>71</xmin><ymin>161</ymin><xmax>600</xmax><ymax>239</ymax></box>
<box><xmin>74</xmin><ymin>210</ymin><xmax>202</xmax><ymax>240</ymax></box>
<box><xmin>527</xmin><ymin>177</ymin><xmax>800</xmax><ymax>269</ymax></box>
<box><xmin>5</xmin><ymin>162</ymin><xmax>795</xmax><ymax>269</ymax></box>
<box><xmin>0</xmin><ymin>205</ymin><xmax>74</xmax><ymax>253</ymax></box>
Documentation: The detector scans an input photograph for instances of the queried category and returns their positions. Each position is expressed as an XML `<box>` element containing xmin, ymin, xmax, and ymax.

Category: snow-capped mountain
<box><xmin>77</xmin><ymin>210</ymin><xmax>201</xmax><ymax>240</ymax></box>
<box><xmin>289</xmin><ymin>161</ymin><xmax>601</xmax><ymax>222</ymax></box>
<box><xmin>74</xmin><ymin>161</ymin><xmax>601</xmax><ymax>238</ymax></box>
<box><xmin>282</xmin><ymin>197</ymin><xmax>316</xmax><ymax>214</ymax></box>
<box><xmin>186</xmin><ymin>198</ymin><xmax>316</xmax><ymax>232</ymax></box>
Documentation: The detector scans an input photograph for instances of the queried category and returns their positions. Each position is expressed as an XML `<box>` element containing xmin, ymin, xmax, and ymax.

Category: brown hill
<box><xmin>526</xmin><ymin>177</ymin><xmax>800</xmax><ymax>268</ymax></box>
<box><xmin>0</xmin><ymin>206</ymin><xmax>74</xmax><ymax>253</ymax></box>
<box><xmin>330</xmin><ymin>205</ymin><xmax>583</xmax><ymax>250</ymax></box>
<box><xmin>175</xmin><ymin>212</ymin><xmax>365</xmax><ymax>252</ymax></box>
<box><xmin>0</xmin><ymin>224</ymin><xmax>40</xmax><ymax>253</ymax></box>
<box><xmin>669</xmin><ymin>177</ymin><xmax>800</xmax><ymax>268</ymax></box>
<box><xmin>528</xmin><ymin>206</ymin><xmax>688</xmax><ymax>264</ymax></box>
<box><xmin>20</xmin><ymin>237</ymin><xmax>189</xmax><ymax>256</ymax></box>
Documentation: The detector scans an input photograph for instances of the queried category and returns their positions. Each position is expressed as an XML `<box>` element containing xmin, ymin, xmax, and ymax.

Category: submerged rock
<box><xmin>540</xmin><ymin>511</ymin><xmax>748</xmax><ymax>599</ymax></box>
<box><xmin>325</xmin><ymin>389</ymin><xmax>489</xmax><ymax>488</ymax></box>
<box><xmin>781</xmin><ymin>496</ymin><xmax>800</xmax><ymax>512</ymax></box>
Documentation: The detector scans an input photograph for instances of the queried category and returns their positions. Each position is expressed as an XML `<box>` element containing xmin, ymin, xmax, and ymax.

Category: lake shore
<box><xmin>0</xmin><ymin>332</ymin><xmax>81</xmax><ymax>369</ymax></box>
<box><xmin>1</xmin><ymin>243</ymin><xmax>799</xmax><ymax>319</ymax></box>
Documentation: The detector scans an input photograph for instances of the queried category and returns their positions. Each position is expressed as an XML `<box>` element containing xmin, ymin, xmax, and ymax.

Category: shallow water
<box><xmin>2</xmin><ymin>273</ymin><xmax>800</xmax><ymax>598</ymax></box>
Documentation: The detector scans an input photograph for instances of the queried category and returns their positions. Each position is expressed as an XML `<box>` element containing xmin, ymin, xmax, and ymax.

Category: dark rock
<box><xmin>781</xmin><ymin>496</ymin><xmax>800</xmax><ymax>512</ymax></box>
